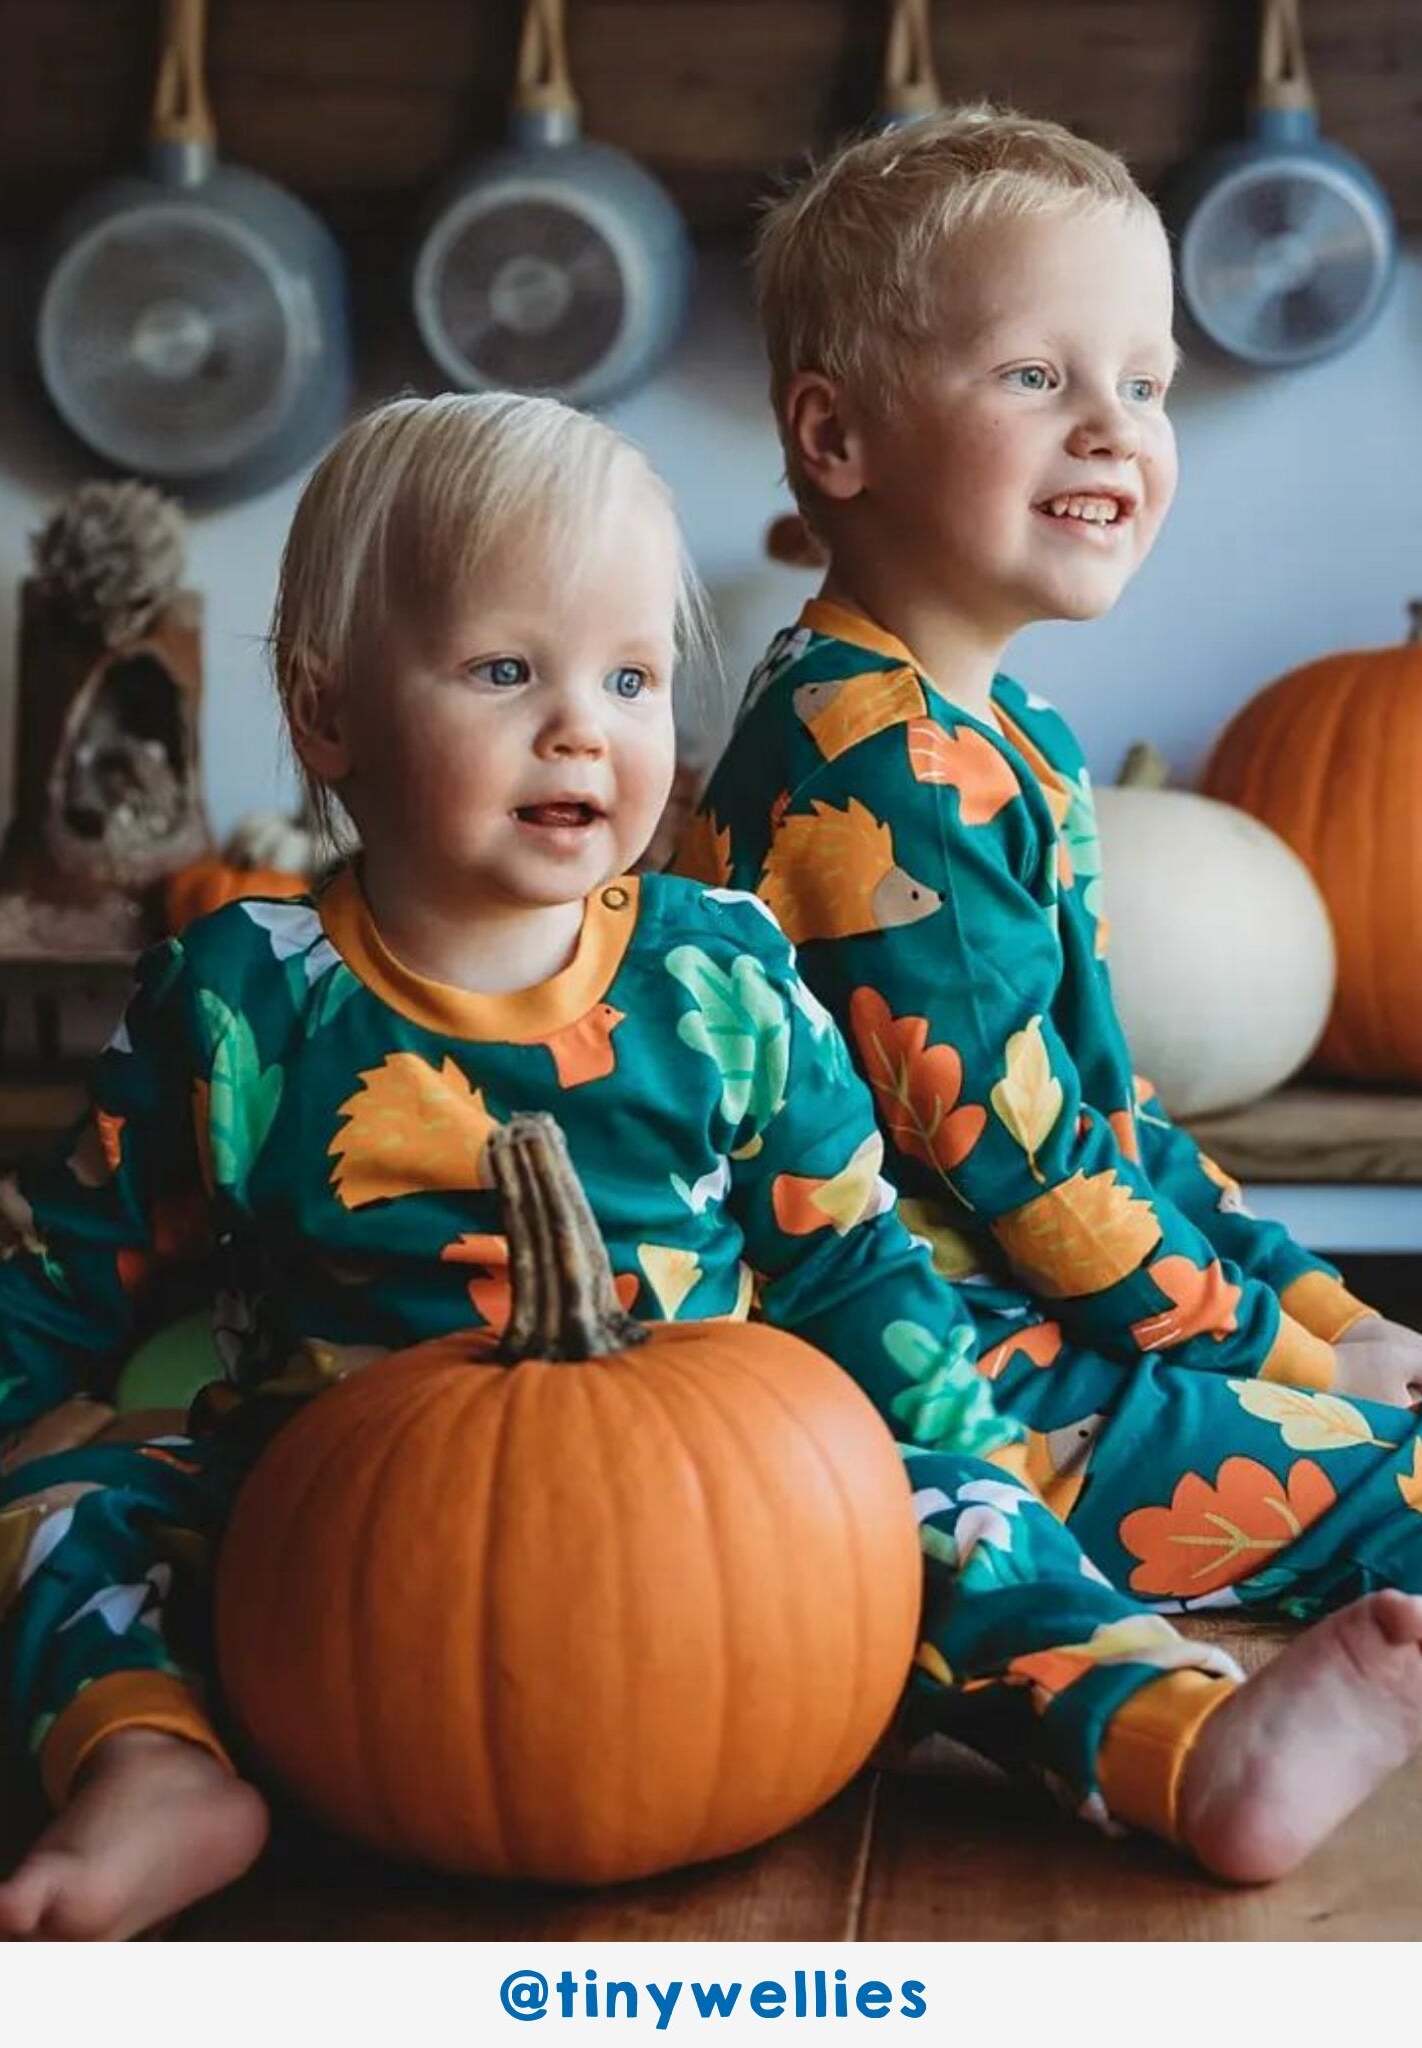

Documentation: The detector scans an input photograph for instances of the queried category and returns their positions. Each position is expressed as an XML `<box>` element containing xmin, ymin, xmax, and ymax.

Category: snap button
<box><xmin>600</xmin><ymin>885</ymin><xmax>630</xmax><ymax>912</ymax></box>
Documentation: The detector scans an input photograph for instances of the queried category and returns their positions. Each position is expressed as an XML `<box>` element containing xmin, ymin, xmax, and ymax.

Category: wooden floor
<box><xmin>6</xmin><ymin>1616</ymin><xmax>1420</xmax><ymax>1940</ymax></box>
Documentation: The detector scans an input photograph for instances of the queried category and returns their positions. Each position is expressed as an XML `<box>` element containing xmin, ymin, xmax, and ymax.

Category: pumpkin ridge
<box><xmin>473</xmin><ymin>1357</ymin><xmax>535</xmax><ymax>1875</ymax></box>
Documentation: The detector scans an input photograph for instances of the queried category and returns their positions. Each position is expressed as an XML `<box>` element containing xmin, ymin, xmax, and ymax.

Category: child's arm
<box><xmin>685</xmin><ymin>897</ymin><xmax>1019</xmax><ymax>1460</ymax></box>
<box><xmin>766</xmin><ymin>732</ymin><xmax>1336</xmax><ymax>1390</ymax></box>
<box><xmin>1129</xmin><ymin>1075</ymin><xmax>1374</xmax><ymax>1342</ymax></box>
<box><xmin>0</xmin><ymin>938</ymin><xmax>212</xmax><ymax>1431</ymax></box>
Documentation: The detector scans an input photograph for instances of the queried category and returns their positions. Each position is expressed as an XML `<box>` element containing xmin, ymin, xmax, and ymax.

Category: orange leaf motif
<box><xmin>1130</xmin><ymin>1255</ymin><xmax>1241</xmax><ymax>1352</ymax></box>
<box><xmin>905</xmin><ymin>718</ymin><xmax>1019</xmax><ymax>825</ymax></box>
<box><xmin>992</xmin><ymin>1171</ymin><xmax>1161</xmax><ymax>1298</ymax></box>
<box><xmin>848</xmin><ymin>986</ymin><xmax>985</xmax><ymax>1175</ymax></box>
<box><xmin>442</xmin><ymin>1232</ymin><xmax>639</xmax><ymax>1333</ymax></box>
<box><xmin>977</xmin><ymin>1320</ymin><xmax>1064</xmax><ymax>1381</ymax></box>
<box><xmin>1398</xmin><ymin>1441</ymin><xmax>1422</xmax><ymax>1514</ymax></box>
<box><xmin>1119</xmin><ymin>1455</ymin><xmax>1335</xmax><ymax>1598</ymax></box>
<box><xmin>671</xmin><ymin>808</ymin><xmax>732</xmax><ymax>889</ymax></box>
<box><xmin>1108</xmin><ymin>1109</ymin><xmax>1140</xmax><ymax>1165</ymax></box>
<box><xmin>329</xmin><ymin>1055</ymin><xmax>499</xmax><ymax>1209</ymax></box>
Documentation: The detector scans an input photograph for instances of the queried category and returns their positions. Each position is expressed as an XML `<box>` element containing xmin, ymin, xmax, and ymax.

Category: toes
<box><xmin>1365</xmin><ymin>1590</ymin><xmax>1422</xmax><ymax>1648</ymax></box>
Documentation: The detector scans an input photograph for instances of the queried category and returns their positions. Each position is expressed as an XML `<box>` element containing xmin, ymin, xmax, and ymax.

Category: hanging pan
<box><xmin>1167</xmin><ymin>0</ymin><xmax>1396</xmax><ymax>369</ymax></box>
<box><xmin>36</xmin><ymin>0</ymin><xmax>352</xmax><ymax>501</ymax></box>
<box><xmin>411</xmin><ymin>0</ymin><xmax>692</xmax><ymax>406</ymax></box>
<box><xmin>880</xmin><ymin>0</ymin><xmax>943</xmax><ymax>131</ymax></box>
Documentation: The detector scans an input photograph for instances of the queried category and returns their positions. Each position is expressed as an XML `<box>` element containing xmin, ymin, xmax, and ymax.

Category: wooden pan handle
<box><xmin>151</xmin><ymin>0</ymin><xmax>217</xmax><ymax>148</ymax></box>
<box><xmin>515</xmin><ymin>0</ymin><xmax>581</xmax><ymax>120</ymax></box>
<box><xmin>1257</xmin><ymin>0</ymin><xmax>1315</xmax><ymax>114</ymax></box>
<box><xmin>883</xmin><ymin>0</ymin><xmax>943</xmax><ymax>123</ymax></box>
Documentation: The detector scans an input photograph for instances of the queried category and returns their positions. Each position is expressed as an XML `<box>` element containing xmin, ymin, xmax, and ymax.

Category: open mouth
<box><xmin>514</xmin><ymin>801</ymin><xmax>603</xmax><ymax>828</ymax></box>
<box><xmin>1035</xmin><ymin>491</ymin><xmax>1135</xmax><ymax>528</ymax></box>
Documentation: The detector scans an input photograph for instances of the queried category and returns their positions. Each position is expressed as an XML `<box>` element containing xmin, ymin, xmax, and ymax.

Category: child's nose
<box><xmin>1065</xmin><ymin>403</ymin><xmax>1140</xmax><ymax>463</ymax></box>
<box><xmin>538</xmin><ymin>693</ymin><xmax>610</xmax><ymax>758</ymax></box>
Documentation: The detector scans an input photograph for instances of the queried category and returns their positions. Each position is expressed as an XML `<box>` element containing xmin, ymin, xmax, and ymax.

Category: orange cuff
<box><xmin>41</xmin><ymin>1670</ymin><xmax>233</xmax><ymax>1811</ymax></box>
<box><xmin>1280</xmin><ymin>1271</ymin><xmax>1377</xmax><ymax>1345</ymax></box>
<box><xmin>1097</xmin><ymin>1668</ymin><xmax>1237</xmax><ymax>1844</ymax></box>
<box><xmin>1259</xmin><ymin>1310</ymin><xmax>1337</xmax><ymax>1390</ymax></box>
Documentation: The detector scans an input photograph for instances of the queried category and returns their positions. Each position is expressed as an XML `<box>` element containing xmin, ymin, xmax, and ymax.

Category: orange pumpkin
<box><xmin>164</xmin><ymin>855</ymin><xmax>309</xmax><ymax>934</ymax></box>
<box><xmin>215</xmin><ymin>1115</ymin><xmax>920</xmax><ymax>1885</ymax></box>
<box><xmin>1202</xmin><ymin>605</ymin><xmax>1422</xmax><ymax>1080</ymax></box>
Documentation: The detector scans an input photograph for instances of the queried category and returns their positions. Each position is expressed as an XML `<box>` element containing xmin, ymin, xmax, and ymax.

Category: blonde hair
<box><xmin>271</xmin><ymin>391</ymin><xmax>713</xmax><ymax>840</ymax></box>
<box><xmin>755</xmin><ymin>102</ymin><xmax>1161</xmax><ymax>501</ymax></box>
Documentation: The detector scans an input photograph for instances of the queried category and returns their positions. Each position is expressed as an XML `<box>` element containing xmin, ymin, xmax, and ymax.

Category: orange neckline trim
<box><xmin>800</xmin><ymin>597</ymin><xmax>918</xmax><ymax>667</ymax></box>
<box><xmin>318</xmin><ymin>865</ymin><xmax>641</xmax><ymax>1041</ymax></box>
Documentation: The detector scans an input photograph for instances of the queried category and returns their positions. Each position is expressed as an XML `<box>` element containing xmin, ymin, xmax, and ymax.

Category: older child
<box><xmin>0</xmin><ymin>394</ymin><xmax>1417</xmax><ymax>1944</ymax></box>
<box><xmin>680</xmin><ymin>97</ymin><xmax>1422</xmax><ymax>1799</ymax></box>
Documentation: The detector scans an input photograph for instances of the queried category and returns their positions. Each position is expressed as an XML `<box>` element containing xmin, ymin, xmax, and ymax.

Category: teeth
<box><xmin>1047</xmin><ymin>494</ymin><xmax>1121</xmax><ymax>523</ymax></box>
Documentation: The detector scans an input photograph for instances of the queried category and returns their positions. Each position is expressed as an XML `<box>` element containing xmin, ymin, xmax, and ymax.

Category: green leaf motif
<box><xmin>198</xmin><ymin>990</ymin><xmax>284</xmax><ymax>1206</ymax></box>
<box><xmin>884</xmin><ymin>1319</ymin><xmax>1014</xmax><ymax>1454</ymax></box>
<box><xmin>665</xmin><ymin>946</ymin><xmax>789</xmax><ymax>1136</ymax></box>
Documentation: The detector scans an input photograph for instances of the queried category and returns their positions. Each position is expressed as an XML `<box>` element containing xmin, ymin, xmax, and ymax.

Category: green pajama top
<box><xmin>677</xmin><ymin>597</ymin><xmax>1369</xmax><ymax>1389</ymax></box>
<box><xmin>0</xmin><ymin>865</ymin><xmax>1014</xmax><ymax>1465</ymax></box>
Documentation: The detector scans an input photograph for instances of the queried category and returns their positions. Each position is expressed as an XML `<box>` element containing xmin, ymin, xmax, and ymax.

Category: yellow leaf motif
<box><xmin>990</xmin><ymin>1016</ymin><xmax>1063</xmax><ymax>1182</ymax></box>
<box><xmin>637</xmin><ymin>1244</ymin><xmax>702</xmax><ymax>1319</ymax></box>
<box><xmin>329</xmin><ymin>1055</ymin><xmax>500</xmax><ymax>1208</ymax></box>
<box><xmin>993</xmin><ymin>1172</ymin><xmax>1161</xmax><ymax>1299</ymax></box>
<box><xmin>1398</xmin><ymin>1441</ymin><xmax>1422</xmax><ymax>1513</ymax></box>
<box><xmin>771</xmin><ymin>1133</ymin><xmax>890</xmax><ymax>1237</ymax></box>
<box><xmin>1228</xmin><ymin>1378</ymin><xmax>1386</xmax><ymax>1454</ymax></box>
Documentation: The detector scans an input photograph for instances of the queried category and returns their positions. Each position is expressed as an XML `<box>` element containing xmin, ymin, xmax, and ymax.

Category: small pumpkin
<box><xmin>163</xmin><ymin>854</ymin><xmax>308</xmax><ymax>933</ymax></box>
<box><xmin>1202</xmin><ymin>604</ymin><xmax>1422</xmax><ymax>1080</ymax></box>
<box><xmin>215</xmin><ymin>1115</ymin><xmax>920</xmax><ymax>1885</ymax></box>
<box><xmin>1094</xmin><ymin>745</ymin><xmax>1335</xmax><ymax>1117</ymax></box>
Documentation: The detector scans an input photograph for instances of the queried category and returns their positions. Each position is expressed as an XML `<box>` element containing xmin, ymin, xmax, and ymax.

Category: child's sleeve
<box><xmin>767</xmin><ymin>731</ymin><xmax>1336</xmax><ymax>1389</ymax></box>
<box><xmin>690</xmin><ymin>900</ymin><xmax>1019</xmax><ymax>1460</ymax></box>
<box><xmin>0</xmin><ymin>937</ymin><xmax>213</xmax><ymax>1431</ymax></box>
<box><xmin>1129</xmin><ymin>1074</ymin><xmax>1375</xmax><ymax>1341</ymax></box>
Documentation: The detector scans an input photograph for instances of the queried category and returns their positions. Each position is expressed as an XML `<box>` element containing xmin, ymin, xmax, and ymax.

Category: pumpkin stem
<box><xmin>488</xmin><ymin>1113</ymin><xmax>647</xmax><ymax>1361</ymax></box>
<box><xmin>1116</xmin><ymin>739</ymin><xmax>1171</xmax><ymax>791</ymax></box>
<box><xmin>1408</xmin><ymin>600</ymin><xmax>1422</xmax><ymax>646</ymax></box>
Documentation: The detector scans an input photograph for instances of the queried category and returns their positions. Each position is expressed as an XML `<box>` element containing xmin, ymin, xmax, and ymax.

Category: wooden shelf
<box><xmin>0</xmin><ymin>1</ymin><xmax>1417</xmax><ymax>241</ymax></box>
<box><xmin>1185</xmin><ymin>1083</ymin><xmax>1422</xmax><ymax>1187</ymax></box>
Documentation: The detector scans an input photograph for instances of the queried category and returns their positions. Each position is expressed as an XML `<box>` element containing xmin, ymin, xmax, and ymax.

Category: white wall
<box><xmin>2</xmin><ymin>242</ymin><xmax>1419</xmax><ymax>841</ymax></box>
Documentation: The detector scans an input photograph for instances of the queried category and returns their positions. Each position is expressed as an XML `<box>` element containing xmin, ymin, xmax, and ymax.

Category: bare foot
<box><xmin>0</xmin><ymin>1728</ymin><xmax>269</xmax><ymax>1940</ymax></box>
<box><xmin>1179</xmin><ymin>1589</ymin><xmax>1422</xmax><ymax>1883</ymax></box>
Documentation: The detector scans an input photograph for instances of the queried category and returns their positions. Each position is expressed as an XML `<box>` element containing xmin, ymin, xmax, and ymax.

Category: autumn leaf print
<box><xmin>671</xmin><ymin>807</ymin><xmax>732</xmax><ymax>888</ymax></box>
<box><xmin>849</xmin><ymin>987</ymin><xmax>986</xmax><ymax>1176</ymax></box>
<box><xmin>792</xmin><ymin>664</ymin><xmax>925</xmax><ymax>761</ymax></box>
<box><xmin>990</xmin><ymin>1017</ymin><xmax>1063</xmax><ymax>1181</ymax></box>
<box><xmin>66</xmin><ymin>1110</ymin><xmax>125</xmax><ymax>1188</ymax></box>
<box><xmin>539</xmin><ymin>1004</ymin><xmax>625</xmax><ymax>1088</ymax></box>
<box><xmin>771</xmin><ymin>1131</ymin><xmax>893</xmax><ymax>1236</ymax></box>
<box><xmin>637</xmin><ymin>1244</ymin><xmax>702</xmax><ymax>1319</ymax></box>
<box><xmin>1119</xmin><ymin>1456</ymin><xmax>1336</xmax><ymax>1599</ymax></box>
<box><xmin>994</xmin><ymin>707</ymin><xmax>1071</xmax><ymax>833</ymax></box>
<box><xmin>328</xmin><ymin>1054</ymin><xmax>500</xmax><ymax>1208</ymax></box>
<box><xmin>1227</xmin><ymin>1378</ymin><xmax>1388</xmax><ymax>1454</ymax></box>
<box><xmin>197</xmin><ymin>991</ymin><xmax>283</xmax><ymax>1205</ymax></box>
<box><xmin>1397</xmin><ymin>1441</ymin><xmax>1422</xmax><ymax>1513</ymax></box>
<box><xmin>1130</xmin><ymin>1256</ymin><xmax>1242</xmax><ymax>1352</ymax></box>
<box><xmin>443</xmin><ymin>1232</ymin><xmax>637</xmax><ymax>1330</ymax></box>
<box><xmin>1108</xmin><ymin>1109</ymin><xmax>1140</xmax><ymax>1165</ymax></box>
<box><xmin>665</xmin><ymin>946</ymin><xmax>789</xmax><ymax>1136</ymax></box>
<box><xmin>882</xmin><ymin>1321</ymin><xmax>1011</xmax><ymax>1456</ymax></box>
<box><xmin>977</xmin><ymin>1320</ymin><xmax>1064</xmax><ymax>1380</ymax></box>
<box><xmin>904</xmin><ymin>718</ymin><xmax>1019</xmax><ymax>825</ymax></box>
<box><xmin>992</xmin><ymin>1170</ymin><xmax>1162</xmax><ymax>1298</ymax></box>
<box><xmin>757</xmin><ymin>799</ymin><xmax>940</xmax><ymax>946</ymax></box>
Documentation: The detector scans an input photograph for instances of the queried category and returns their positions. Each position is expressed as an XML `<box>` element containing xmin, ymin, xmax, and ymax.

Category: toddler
<box><xmin>679</xmin><ymin>95</ymin><xmax>1422</xmax><ymax>1854</ymax></box>
<box><xmin>0</xmin><ymin>391</ymin><xmax>1418</xmax><ymax>1943</ymax></box>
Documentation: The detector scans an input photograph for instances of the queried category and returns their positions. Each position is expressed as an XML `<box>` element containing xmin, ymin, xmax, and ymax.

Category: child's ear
<box><xmin>288</xmin><ymin>660</ymin><xmax>353</xmax><ymax>783</ymax></box>
<box><xmin>784</xmin><ymin>373</ymin><xmax>866</xmax><ymax>503</ymax></box>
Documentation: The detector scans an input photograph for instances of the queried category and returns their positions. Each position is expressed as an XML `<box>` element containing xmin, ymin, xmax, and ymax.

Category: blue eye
<box><xmin>606</xmin><ymin>666</ymin><xmax>648</xmax><ymax>701</ymax></box>
<box><xmin>1124</xmin><ymin>376</ymin><xmax>1159</xmax><ymax>404</ymax></box>
<box><xmin>1004</xmin><ymin>365</ymin><xmax>1054</xmax><ymax>392</ymax></box>
<box><xmin>469</xmin><ymin>655</ymin><xmax>530</xmax><ymax>687</ymax></box>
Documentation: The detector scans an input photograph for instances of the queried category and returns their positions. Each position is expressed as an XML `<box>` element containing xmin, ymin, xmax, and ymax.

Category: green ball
<box><xmin>115</xmin><ymin>1311</ymin><xmax>221</xmax><ymax>1414</ymax></box>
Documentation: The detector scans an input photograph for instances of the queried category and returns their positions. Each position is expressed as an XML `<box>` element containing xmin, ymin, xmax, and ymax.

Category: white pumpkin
<box><xmin>1093</xmin><ymin>786</ymin><xmax>1336</xmax><ymax>1118</ymax></box>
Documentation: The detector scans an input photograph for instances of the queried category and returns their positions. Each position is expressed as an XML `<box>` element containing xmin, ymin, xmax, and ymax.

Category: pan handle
<box><xmin>1256</xmin><ymin>0</ymin><xmax>1315</xmax><ymax>114</ymax></box>
<box><xmin>151</xmin><ymin>0</ymin><xmax>217</xmax><ymax>155</ymax></box>
<box><xmin>883</xmin><ymin>0</ymin><xmax>943</xmax><ymax>125</ymax></box>
<box><xmin>514</xmin><ymin>0</ymin><xmax>581</xmax><ymax>133</ymax></box>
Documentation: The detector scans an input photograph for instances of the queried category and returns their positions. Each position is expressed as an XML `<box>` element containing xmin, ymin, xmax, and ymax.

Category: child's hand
<box><xmin>1329</xmin><ymin>1316</ymin><xmax>1422</xmax><ymax>1408</ymax></box>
